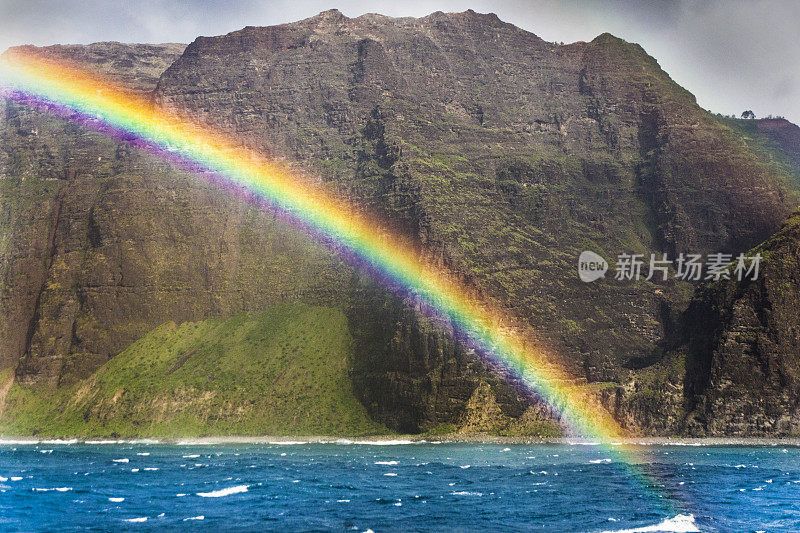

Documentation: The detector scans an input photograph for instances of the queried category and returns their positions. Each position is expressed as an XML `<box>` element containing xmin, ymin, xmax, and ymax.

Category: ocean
<box><xmin>0</xmin><ymin>440</ymin><xmax>798</xmax><ymax>531</ymax></box>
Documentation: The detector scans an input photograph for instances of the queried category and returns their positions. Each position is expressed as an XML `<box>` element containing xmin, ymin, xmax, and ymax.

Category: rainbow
<box><xmin>0</xmin><ymin>49</ymin><xmax>683</xmax><ymax>516</ymax></box>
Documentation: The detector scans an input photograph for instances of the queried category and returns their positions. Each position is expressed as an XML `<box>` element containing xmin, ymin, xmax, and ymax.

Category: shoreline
<box><xmin>2</xmin><ymin>434</ymin><xmax>800</xmax><ymax>446</ymax></box>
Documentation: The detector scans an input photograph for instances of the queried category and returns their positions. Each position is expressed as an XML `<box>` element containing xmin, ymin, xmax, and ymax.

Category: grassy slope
<box><xmin>0</xmin><ymin>303</ymin><xmax>389</xmax><ymax>437</ymax></box>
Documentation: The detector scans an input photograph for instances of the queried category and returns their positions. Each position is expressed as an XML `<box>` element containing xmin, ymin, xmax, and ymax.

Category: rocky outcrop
<box><xmin>346</xmin><ymin>276</ymin><xmax>536</xmax><ymax>433</ymax></box>
<box><xmin>715</xmin><ymin>115</ymin><xmax>800</xmax><ymax>190</ymax></box>
<box><xmin>751</xmin><ymin>118</ymin><xmax>800</xmax><ymax>177</ymax></box>
<box><xmin>680</xmin><ymin>212</ymin><xmax>800</xmax><ymax>435</ymax></box>
<box><xmin>6</xmin><ymin>42</ymin><xmax>186</xmax><ymax>94</ymax></box>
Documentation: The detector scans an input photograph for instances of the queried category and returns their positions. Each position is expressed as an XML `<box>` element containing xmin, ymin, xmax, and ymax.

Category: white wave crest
<box><xmin>197</xmin><ymin>484</ymin><xmax>249</xmax><ymax>498</ymax></box>
<box><xmin>601</xmin><ymin>514</ymin><xmax>698</xmax><ymax>533</ymax></box>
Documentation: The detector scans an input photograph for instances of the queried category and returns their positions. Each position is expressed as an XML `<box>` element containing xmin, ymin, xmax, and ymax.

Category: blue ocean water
<box><xmin>1</xmin><ymin>440</ymin><xmax>799</xmax><ymax>531</ymax></box>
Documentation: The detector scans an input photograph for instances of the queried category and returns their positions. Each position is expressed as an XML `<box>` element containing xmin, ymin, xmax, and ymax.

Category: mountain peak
<box><xmin>305</xmin><ymin>8</ymin><xmax>348</xmax><ymax>24</ymax></box>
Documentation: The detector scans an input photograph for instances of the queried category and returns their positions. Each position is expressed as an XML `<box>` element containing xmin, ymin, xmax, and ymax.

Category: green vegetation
<box><xmin>0</xmin><ymin>303</ymin><xmax>389</xmax><ymax>437</ymax></box>
<box><xmin>424</xmin><ymin>423</ymin><xmax>459</xmax><ymax>436</ymax></box>
<box><xmin>627</xmin><ymin>353</ymin><xmax>685</xmax><ymax>408</ymax></box>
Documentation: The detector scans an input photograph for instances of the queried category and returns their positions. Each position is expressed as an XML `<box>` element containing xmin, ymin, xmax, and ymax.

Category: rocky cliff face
<box><xmin>2</xmin><ymin>11</ymin><xmax>799</xmax><ymax>435</ymax></box>
<box><xmin>680</xmin><ymin>212</ymin><xmax>800</xmax><ymax>436</ymax></box>
<box><xmin>718</xmin><ymin>116</ymin><xmax>800</xmax><ymax>190</ymax></box>
<box><xmin>605</xmin><ymin>210</ymin><xmax>800</xmax><ymax>437</ymax></box>
<box><xmin>8</xmin><ymin>42</ymin><xmax>186</xmax><ymax>94</ymax></box>
<box><xmin>151</xmin><ymin>9</ymin><xmax>795</xmax><ymax>426</ymax></box>
<box><xmin>753</xmin><ymin>118</ymin><xmax>800</xmax><ymax>173</ymax></box>
<box><xmin>1</xmin><ymin>42</ymin><xmax>352</xmax><ymax>389</ymax></box>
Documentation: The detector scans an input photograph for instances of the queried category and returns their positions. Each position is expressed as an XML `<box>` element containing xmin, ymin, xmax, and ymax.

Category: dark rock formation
<box><xmin>681</xmin><ymin>211</ymin><xmax>800</xmax><ymax>435</ymax></box>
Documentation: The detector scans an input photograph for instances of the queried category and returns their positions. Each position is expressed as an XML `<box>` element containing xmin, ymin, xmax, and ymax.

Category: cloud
<box><xmin>1</xmin><ymin>0</ymin><xmax>798</xmax><ymax>123</ymax></box>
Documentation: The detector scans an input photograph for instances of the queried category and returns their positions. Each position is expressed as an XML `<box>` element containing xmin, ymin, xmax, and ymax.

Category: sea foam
<box><xmin>197</xmin><ymin>484</ymin><xmax>249</xmax><ymax>498</ymax></box>
<box><xmin>336</xmin><ymin>439</ymin><xmax>415</xmax><ymax>445</ymax></box>
<box><xmin>602</xmin><ymin>514</ymin><xmax>698</xmax><ymax>533</ymax></box>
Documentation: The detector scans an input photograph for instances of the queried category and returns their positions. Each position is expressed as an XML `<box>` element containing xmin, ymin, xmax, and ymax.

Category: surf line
<box><xmin>0</xmin><ymin>49</ymin><xmax>686</xmax><ymax>518</ymax></box>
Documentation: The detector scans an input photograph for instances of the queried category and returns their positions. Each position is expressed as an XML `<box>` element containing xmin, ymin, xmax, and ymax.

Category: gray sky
<box><xmin>1</xmin><ymin>0</ymin><xmax>798</xmax><ymax>123</ymax></box>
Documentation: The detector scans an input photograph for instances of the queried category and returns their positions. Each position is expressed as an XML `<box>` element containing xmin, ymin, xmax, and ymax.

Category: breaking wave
<box><xmin>197</xmin><ymin>484</ymin><xmax>249</xmax><ymax>498</ymax></box>
<box><xmin>601</xmin><ymin>514</ymin><xmax>698</xmax><ymax>533</ymax></box>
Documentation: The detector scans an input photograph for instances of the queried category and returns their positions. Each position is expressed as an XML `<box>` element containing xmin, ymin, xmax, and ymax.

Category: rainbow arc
<box><xmin>0</xmin><ymin>49</ymin><xmax>684</xmax><ymax>515</ymax></box>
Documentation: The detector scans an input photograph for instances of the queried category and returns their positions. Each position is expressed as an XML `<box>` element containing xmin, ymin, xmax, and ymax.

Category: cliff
<box><xmin>1</xmin><ymin>11</ymin><xmax>799</xmax><ymax>436</ymax></box>
<box><xmin>681</xmin><ymin>211</ymin><xmax>800</xmax><ymax>435</ymax></box>
<box><xmin>716</xmin><ymin>115</ymin><xmax>800</xmax><ymax>189</ymax></box>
